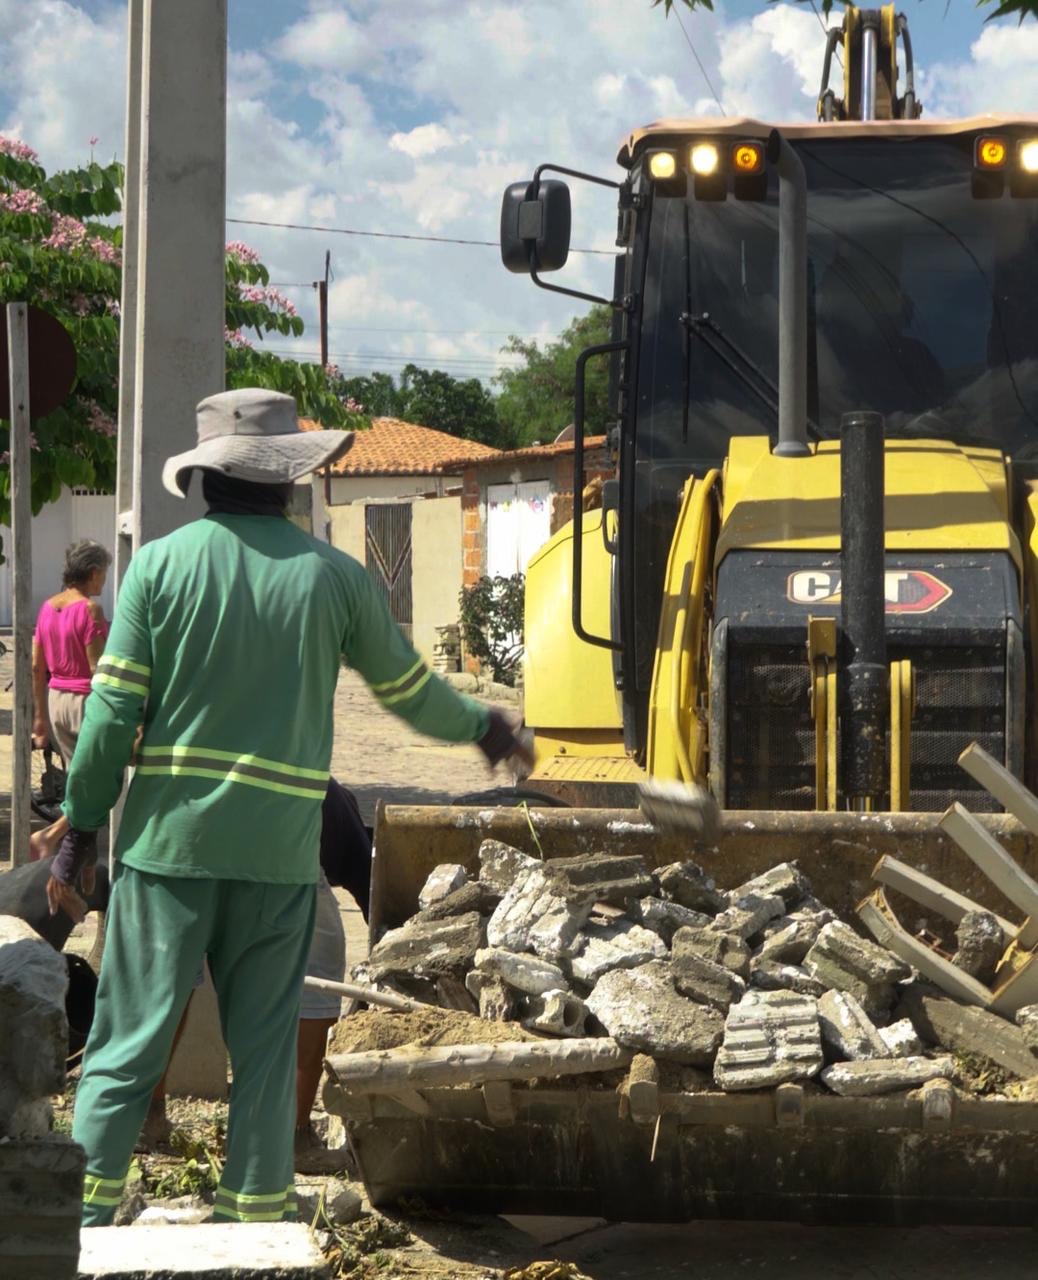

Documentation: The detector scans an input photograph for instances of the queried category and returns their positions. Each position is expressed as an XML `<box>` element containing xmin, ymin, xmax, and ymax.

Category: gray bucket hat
<box><xmin>162</xmin><ymin>388</ymin><xmax>354</xmax><ymax>498</ymax></box>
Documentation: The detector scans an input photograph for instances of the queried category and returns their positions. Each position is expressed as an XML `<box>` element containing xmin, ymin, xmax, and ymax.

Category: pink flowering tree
<box><xmin>0</xmin><ymin>136</ymin><xmax>362</xmax><ymax>538</ymax></box>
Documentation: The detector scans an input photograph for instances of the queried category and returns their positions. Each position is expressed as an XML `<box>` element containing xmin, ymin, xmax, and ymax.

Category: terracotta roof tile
<box><xmin>442</xmin><ymin>435</ymin><xmax>609</xmax><ymax>469</ymax></box>
<box><xmin>300</xmin><ymin>416</ymin><xmax>501</xmax><ymax>476</ymax></box>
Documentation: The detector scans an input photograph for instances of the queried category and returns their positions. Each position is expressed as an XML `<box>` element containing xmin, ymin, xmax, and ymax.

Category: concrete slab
<box><xmin>77</xmin><ymin>1223</ymin><xmax>329</xmax><ymax>1279</ymax></box>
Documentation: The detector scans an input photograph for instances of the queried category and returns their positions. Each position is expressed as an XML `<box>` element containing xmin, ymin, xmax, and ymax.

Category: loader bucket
<box><xmin>337</xmin><ymin>804</ymin><xmax>1038</xmax><ymax>1225</ymax></box>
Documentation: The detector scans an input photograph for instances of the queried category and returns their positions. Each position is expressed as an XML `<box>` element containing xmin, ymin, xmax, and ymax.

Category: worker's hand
<box><xmin>46</xmin><ymin>875</ymin><xmax>89</xmax><ymax>924</ymax></box>
<box><xmin>31</xmin><ymin>717</ymin><xmax>50</xmax><ymax>750</ymax></box>
<box><xmin>477</xmin><ymin>708</ymin><xmax>535</xmax><ymax>770</ymax></box>
<box><xmin>130</xmin><ymin>725</ymin><xmax>144</xmax><ymax>766</ymax></box>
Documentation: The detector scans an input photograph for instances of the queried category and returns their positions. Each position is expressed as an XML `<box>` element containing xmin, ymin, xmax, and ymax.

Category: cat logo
<box><xmin>787</xmin><ymin>569</ymin><xmax>953</xmax><ymax>614</ymax></box>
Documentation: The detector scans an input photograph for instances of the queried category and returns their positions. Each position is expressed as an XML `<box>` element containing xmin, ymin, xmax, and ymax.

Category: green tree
<box><xmin>0</xmin><ymin>136</ymin><xmax>362</xmax><ymax>535</ymax></box>
<box><xmin>494</xmin><ymin>305</ymin><xmax>613</xmax><ymax>448</ymax></box>
<box><xmin>333</xmin><ymin>371</ymin><xmax>401</xmax><ymax>418</ymax></box>
<box><xmin>395</xmin><ymin>364</ymin><xmax>504</xmax><ymax>447</ymax></box>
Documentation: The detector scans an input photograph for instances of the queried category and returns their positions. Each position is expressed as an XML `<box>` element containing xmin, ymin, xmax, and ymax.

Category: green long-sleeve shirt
<box><xmin>63</xmin><ymin>513</ymin><xmax>489</xmax><ymax>883</ymax></box>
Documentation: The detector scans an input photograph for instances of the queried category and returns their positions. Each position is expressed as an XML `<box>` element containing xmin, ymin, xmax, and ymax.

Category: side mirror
<box><xmin>500</xmin><ymin>178</ymin><xmax>572</xmax><ymax>275</ymax></box>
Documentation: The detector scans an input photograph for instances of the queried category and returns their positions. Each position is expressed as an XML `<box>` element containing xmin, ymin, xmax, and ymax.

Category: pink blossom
<box><xmin>342</xmin><ymin>396</ymin><xmax>364</xmax><ymax>414</ymax></box>
<box><xmin>86</xmin><ymin>402</ymin><xmax>117</xmax><ymax>438</ymax></box>
<box><xmin>0</xmin><ymin>187</ymin><xmax>47</xmax><ymax>215</ymax></box>
<box><xmin>224</xmin><ymin>327</ymin><xmax>253</xmax><ymax>349</ymax></box>
<box><xmin>89</xmin><ymin>235</ymin><xmax>120</xmax><ymax>264</ymax></box>
<box><xmin>42</xmin><ymin>212</ymin><xmax>89</xmax><ymax>251</ymax></box>
<box><xmin>106</xmin><ymin>298</ymin><xmax>121</xmax><ymax>318</ymax></box>
<box><xmin>225</xmin><ymin>240</ymin><xmax>260</xmax><ymax>264</ymax></box>
<box><xmin>324</xmin><ymin>363</ymin><xmax>341</xmax><ymax>379</ymax></box>
<box><xmin>0</xmin><ymin>137</ymin><xmax>39</xmax><ymax>164</ymax></box>
<box><xmin>238</xmin><ymin>284</ymin><xmax>266</xmax><ymax>304</ymax></box>
<box><xmin>89</xmin><ymin>136</ymin><xmax>99</xmax><ymax>147</ymax></box>
<box><xmin>264</xmin><ymin>287</ymin><xmax>297</xmax><ymax>317</ymax></box>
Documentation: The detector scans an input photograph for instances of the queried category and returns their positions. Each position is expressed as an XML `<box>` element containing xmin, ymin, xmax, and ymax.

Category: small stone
<box><xmin>418</xmin><ymin>863</ymin><xmax>468</xmax><ymax>911</ymax></box>
<box><xmin>672</xmin><ymin>925</ymin><xmax>751</xmax><ymax>979</ymax></box>
<box><xmin>820</xmin><ymin>1055</ymin><xmax>955</xmax><ymax>1097</ymax></box>
<box><xmin>134</xmin><ymin>1195</ymin><xmax>212</xmax><ymax>1226</ymax></box>
<box><xmin>757</xmin><ymin>916</ymin><xmax>824</xmax><ymax>965</ymax></box>
<box><xmin>879</xmin><ymin>1018</ymin><xmax>926</xmax><ymax>1059</ymax></box>
<box><xmin>478</xmin><ymin>840</ymin><xmax>540</xmax><ymax>895</ymax></box>
<box><xmin>817</xmin><ymin>990</ymin><xmax>889</xmax><ymax>1061</ymax></box>
<box><xmin>749</xmin><ymin>960</ymin><xmax>826</xmax><ymax>998</ymax></box>
<box><xmin>522</xmin><ymin>988</ymin><xmax>589</xmax><ymax>1037</ymax></box>
<box><xmin>628</xmin><ymin>897</ymin><xmax>713</xmax><ymax>945</ymax></box>
<box><xmin>952</xmin><ymin>910</ymin><xmax>1004</xmax><ymax>985</ymax></box>
<box><xmin>570</xmin><ymin>920</ymin><xmax>666</xmax><ymax>984</ymax></box>
<box><xmin>547</xmin><ymin>852</ymin><xmax>655</xmax><ymax>905</ymax></box>
<box><xmin>671</xmin><ymin>945</ymin><xmax>746</xmax><ymax>1012</ymax></box>
<box><xmin>585</xmin><ymin>961</ymin><xmax>724</xmax><ymax>1066</ymax></box>
<box><xmin>1015</xmin><ymin>1004</ymin><xmax>1038</xmax><ymax>1052</ymax></box>
<box><xmin>655</xmin><ymin>861</ymin><xmax>726</xmax><ymax>914</ymax></box>
<box><xmin>805</xmin><ymin>921</ymin><xmax>911</xmax><ymax>986</ymax></box>
<box><xmin>295</xmin><ymin>1178</ymin><xmax>363</xmax><ymax>1225</ymax></box>
<box><xmin>711</xmin><ymin>892</ymin><xmax>785</xmax><ymax>942</ymax></box>
<box><xmin>714</xmin><ymin>989</ymin><xmax>824</xmax><ymax>1091</ymax></box>
<box><xmin>368</xmin><ymin>912</ymin><xmax>484</xmax><ymax>983</ymax></box>
<box><xmin>729</xmin><ymin>862</ymin><xmax>811</xmax><ymax>911</ymax></box>
<box><xmin>486</xmin><ymin>866</ymin><xmax>594</xmax><ymax>960</ymax></box>
<box><xmin>474</xmin><ymin>947</ymin><xmax>568</xmax><ymax>995</ymax></box>
<box><xmin>435</xmin><ymin>975</ymin><xmax>477</xmax><ymax>1013</ymax></box>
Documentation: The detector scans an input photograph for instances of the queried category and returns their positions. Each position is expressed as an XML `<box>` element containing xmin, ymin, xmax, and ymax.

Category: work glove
<box><xmin>477</xmin><ymin>708</ymin><xmax>534</xmax><ymax>770</ymax></box>
<box><xmin>47</xmin><ymin>827</ymin><xmax>98</xmax><ymax>922</ymax></box>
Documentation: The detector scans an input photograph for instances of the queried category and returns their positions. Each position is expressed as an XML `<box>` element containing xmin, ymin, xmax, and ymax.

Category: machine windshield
<box><xmin>637</xmin><ymin>135</ymin><xmax>1038</xmax><ymax>465</ymax></box>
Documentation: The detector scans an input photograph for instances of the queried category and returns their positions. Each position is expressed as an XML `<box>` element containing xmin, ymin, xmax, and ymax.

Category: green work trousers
<box><xmin>72</xmin><ymin>863</ymin><xmax>316</xmax><ymax>1226</ymax></box>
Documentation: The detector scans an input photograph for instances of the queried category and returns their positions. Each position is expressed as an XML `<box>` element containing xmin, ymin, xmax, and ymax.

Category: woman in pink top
<box><xmin>32</xmin><ymin>539</ymin><xmax>112</xmax><ymax>762</ymax></box>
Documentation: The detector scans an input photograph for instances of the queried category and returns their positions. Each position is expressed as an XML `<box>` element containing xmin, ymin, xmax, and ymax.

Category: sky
<box><xmin>1</xmin><ymin>0</ymin><xmax>1037</xmax><ymax>388</ymax></box>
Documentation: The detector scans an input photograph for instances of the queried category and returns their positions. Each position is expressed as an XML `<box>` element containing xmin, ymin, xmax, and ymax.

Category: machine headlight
<box><xmin>1020</xmin><ymin>140</ymin><xmax>1038</xmax><ymax>175</ymax></box>
<box><xmin>690</xmin><ymin>143</ymin><xmax>720</xmax><ymax>177</ymax></box>
<box><xmin>649</xmin><ymin>152</ymin><xmax>677</xmax><ymax>180</ymax></box>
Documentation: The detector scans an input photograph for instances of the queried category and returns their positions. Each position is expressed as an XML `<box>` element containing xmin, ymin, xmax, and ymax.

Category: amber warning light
<box><xmin>975</xmin><ymin>136</ymin><xmax>1008</xmax><ymax>170</ymax></box>
<box><xmin>732</xmin><ymin>142</ymin><xmax>765</xmax><ymax>175</ymax></box>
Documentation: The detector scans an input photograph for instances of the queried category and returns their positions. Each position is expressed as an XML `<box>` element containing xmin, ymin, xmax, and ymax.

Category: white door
<box><xmin>517</xmin><ymin>480</ymin><xmax>551</xmax><ymax>572</ymax></box>
<box><xmin>486</xmin><ymin>479</ymin><xmax>552</xmax><ymax>579</ymax></box>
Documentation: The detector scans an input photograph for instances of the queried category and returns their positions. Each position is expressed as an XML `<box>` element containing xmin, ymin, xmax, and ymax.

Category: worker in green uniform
<box><xmin>51</xmin><ymin>388</ymin><xmax>530</xmax><ymax>1227</ymax></box>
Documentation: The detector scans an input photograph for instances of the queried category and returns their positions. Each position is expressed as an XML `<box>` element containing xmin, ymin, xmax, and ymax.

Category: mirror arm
<box><xmin>530</xmin><ymin>264</ymin><xmax>625</xmax><ymax>311</ymax></box>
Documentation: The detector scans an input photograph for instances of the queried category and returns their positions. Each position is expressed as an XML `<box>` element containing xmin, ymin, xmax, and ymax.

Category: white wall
<box><xmin>328</xmin><ymin>474</ymin><xmax>462</xmax><ymax>504</ymax></box>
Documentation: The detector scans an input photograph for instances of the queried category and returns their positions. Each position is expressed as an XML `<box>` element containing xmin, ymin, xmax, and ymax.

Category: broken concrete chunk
<box><xmin>368</xmin><ymin>911</ymin><xmax>484</xmax><ymax>983</ymax></box>
<box><xmin>570</xmin><ymin>920</ymin><xmax>667</xmax><ymax>984</ymax></box>
<box><xmin>757</xmin><ymin>915</ymin><xmax>824</xmax><ymax>965</ymax></box>
<box><xmin>729</xmin><ymin>862</ymin><xmax>811</xmax><ymax>911</ymax></box>
<box><xmin>629</xmin><ymin>897</ymin><xmax>713</xmax><ymax>945</ymax></box>
<box><xmin>952</xmin><ymin>910</ymin><xmax>1004</xmax><ymax>985</ymax></box>
<box><xmin>820</xmin><ymin>1055</ymin><xmax>955</xmax><ymax>1097</ymax></box>
<box><xmin>655</xmin><ymin>861</ymin><xmax>726</xmax><ymax>914</ymax></box>
<box><xmin>416</xmin><ymin>879</ymin><xmax>498</xmax><ymax>923</ymax></box>
<box><xmin>486</xmin><ymin>865</ymin><xmax>594</xmax><ymax>960</ymax></box>
<box><xmin>1014</xmin><ymin>1004</ymin><xmax>1038</xmax><ymax>1052</ymax></box>
<box><xmin>585</xmin><ymin>961</ymin><xmax>724</xmax><ymax>1066</ymax></box>
<box><xmin>476</xmin><ymin>974</ymin><xmax>518</xmax><ymax>1022</ymax></box>
<box><xmin>817</xmin><ymin>990</ymin><xmax>889</xmax><ymax>1061</ymax></box>
<box><xmin>879</xmin><ymin>1018</ymin><xmax>926</xmax><ymax>1059</ymax></box>
<box><xmin>802</xmin><ymin>953</ymin><xmax>895</xmax><ymax>1021</ymax></box>
<box><xmin>522</xmin><ymin>988</ymin><xmax>589</xmax><ymax>1037</ymax></box>
<box><xmin>418</xmin><ymin>863</ymin><xmax>469</xmax><ymax>911</ymax></box>
<box><xmin>749</xmin><ymin>960</ymin><xmax>826</xmax><ymax>998</ymax></box>
<box><xmin>673</xmin><ymin>924</ymin><xmax>751</xmax><ymax>979</ymax></box>
<box><xmin>899</xmin><ymin>986</ymin><xmax>1038</xmax><ymax>1079</ymax></box>
<box><xmin>547</xmin><ymin>852</ymin><xmax>655</xmax><ymax>905</ymax></box>
<box><xmin>711</xmin><ymin>892</ymin><xmax>786</xmax><ymax>942</ymax></box>
<box><xmin>478</xmin><ymin>839</ymin><xmax>540</xmax><ymax>895</ymax></box>
<box><xmin>671</xmin><ymin>944</ymin><xmax>747</xmax><ymax>1012</ymax></box>
<box><xmin>806</xmin><ymin>920</ymin><xmax>912</xmax><ymax>986</ymax></box>
<box><xmin>474</xmin><ymin>947</ymin><xmax>568</xmax><ymax>996</ymax></box>
<box><xmin>713</xmin><ymin>990</ymin><xmax>823</xmax><ymax>1091</ymax></box>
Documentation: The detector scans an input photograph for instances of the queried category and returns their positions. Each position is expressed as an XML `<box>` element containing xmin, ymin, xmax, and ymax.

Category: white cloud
<box><xmin>917</xmin><ymin>23</ymin><xmax>1038</xmax><ymax>118</ymax></box>
<box><xmin>718</xmin><ymin>6</ymin><xmax>821</xmax><ymax>120</ymax></box>
<box><xmin>273</xmin><ymin>8</ymin><xmax>375</xmax><ymax>74</ymax></box>
<box><xmin>389</xmin><ymin>123</ymin><xmax>461</xmax><ymax>160</ymax></box>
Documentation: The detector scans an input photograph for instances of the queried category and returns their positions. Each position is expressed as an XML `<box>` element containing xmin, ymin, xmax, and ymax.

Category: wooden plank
<box><xmin>326</xmin><ymin>1037</ymin><xmax>632</xmax><ymax>1094</ymax></box>
<box><xmin>624</xmin><ymin>1055</ymin><xmax>660</xmax><ymax>1127</ymax></box>
<box><xmin>6</xmin><ymin>303</ymin><xmax>32</xmax><ymax>868</ymax></box>
<box><xmin>940</xmin><ymin>803</ymin><xmax>1038</xmax><ymax>947</ymax></box>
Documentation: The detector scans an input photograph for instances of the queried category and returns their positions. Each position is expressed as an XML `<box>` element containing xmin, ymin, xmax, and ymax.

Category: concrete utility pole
<box><xmin>6</xmin><ymin>304</ymin><xmax>32</xmax><ymax>868</ymax></box>
<box><xmin>116</xmin><ymin>0</ymin><xmax>229</xmax><ymax>1099</ymax></box>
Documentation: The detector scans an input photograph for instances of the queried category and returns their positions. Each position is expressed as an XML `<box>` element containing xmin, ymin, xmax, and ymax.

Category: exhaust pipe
<box><xmin>840</xmin><ymin>410</ymin><xmax>887</xmax><ymax>809</ymax></box>
<box><xmin>767</xmin><ymin>130</ymin><xmax>809</xmax><ymax>457</ymax></box>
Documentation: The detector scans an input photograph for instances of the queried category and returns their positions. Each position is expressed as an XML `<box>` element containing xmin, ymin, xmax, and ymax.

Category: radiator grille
<box><xmin>725</xmin><ymin>644</ymin><xmax>1005</xmax><ymax>812</ymax></box>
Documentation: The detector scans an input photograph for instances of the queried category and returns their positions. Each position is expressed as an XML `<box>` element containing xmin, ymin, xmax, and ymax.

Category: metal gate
<box><xmin>365</xmin><ymin>503</ymin><xmax>413</xmax><ymax>641</ymax></box>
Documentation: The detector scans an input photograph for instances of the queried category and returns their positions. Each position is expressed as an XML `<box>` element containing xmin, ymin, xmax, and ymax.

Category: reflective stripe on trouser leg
<box><xmin>73</xmin><ymin>865</ymin><xmax>217</xmax><ymax>1227</ymax></box>
<box><xmin>208</xmin><ymin>879</ymin><xmax>316</xmax><ymax>1224</ymax></box>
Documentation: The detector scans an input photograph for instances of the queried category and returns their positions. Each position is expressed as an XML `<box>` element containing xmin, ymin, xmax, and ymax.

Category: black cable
<box><xmin>226</xmin><ymin>216</ymin><xmax>613</xmax><ymax>255</ymax></box>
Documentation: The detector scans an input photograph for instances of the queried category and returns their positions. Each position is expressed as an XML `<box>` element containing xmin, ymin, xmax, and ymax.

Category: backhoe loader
<box><xmin>357</xmin><ymin>8</ymin><xmax>1038</xmax><ymax>1222</ymax></box>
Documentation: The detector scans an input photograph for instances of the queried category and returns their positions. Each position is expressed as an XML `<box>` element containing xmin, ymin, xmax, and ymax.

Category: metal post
<box><xmin>860</xmin><ymin>14</ymin><xmax>879</xmax><ymax>121</ymax></box>
<box><xmin>7</xmin><ymin>303</ymin><xmax>32</xmax><ymax>866</ymax></box>
<box><xmin>840</xmin><ymin>410</ymin><xmax>887</xmax><ymax>809</ymax></box>
<box><xmin>318</xmin><ymin>251</ymin><xmax>332</xmax><ymax>541</ymax></box>
<box><xmin>767</xmin><ymin>130</ymin><xmax>809</xmax><ymax>457</ymax></box>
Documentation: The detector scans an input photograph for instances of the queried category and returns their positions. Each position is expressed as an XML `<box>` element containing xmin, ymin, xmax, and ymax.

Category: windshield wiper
<box><xmin>680</xmin><ymin>310</ymin><xmax>821</xmax><ymax>441</ymax></box>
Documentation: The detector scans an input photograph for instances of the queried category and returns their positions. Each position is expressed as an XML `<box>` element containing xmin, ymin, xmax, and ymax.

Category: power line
<box><xmin>226</xmin><ymin>215</ymin><xmax>613</xmax><ymax>255</ymax></box>
<box><xmin>264</xmin><ymin>347</ymin><xmax>524</xmax><ymax>368</ymax></box>
<box><xmin>326</xmin><ymin>325</ymin><xmax>563</xmax><ymax>337</ymax></box>
<box><xmin>672</xmin><ymin>7</ymin><xmax>725</xmax><ymax>117</ymax></box>
<box><xmin>809</xmin><ymin>0</ymin><xmax>842</xmax><ymax>65</ymax></box>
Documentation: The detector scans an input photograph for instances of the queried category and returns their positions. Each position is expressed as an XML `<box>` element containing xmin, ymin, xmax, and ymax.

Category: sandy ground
<box><xmin>2</xmin><ymin>643</ymin><xmax>1033</xmax><ymax>1277</ymax></box>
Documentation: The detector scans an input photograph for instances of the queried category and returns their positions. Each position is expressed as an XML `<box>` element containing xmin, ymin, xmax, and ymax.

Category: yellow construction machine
<box><xmin>360</xmin><ymin>7</ymin><xmax>1038</xmax><ymax>1223</ymax></box>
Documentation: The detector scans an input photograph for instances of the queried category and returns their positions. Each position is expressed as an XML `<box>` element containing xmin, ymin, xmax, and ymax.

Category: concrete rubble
<box><xmin>348</xmin><ymin>843</ymin><xmax>1030</xmax><ymax>1105</ymax></box>
<box><xmin>294</xmin><ymin>1178</ymin><xmax>363</xmax><ymax>1225</ymax></box>
<box><xmin>714</xmin><ymin>990</ymin><xmax>824</xmax><ymax>1090</ymax></box>
<box><xmin>76</xmin><ymin>1223</ymin><xmax>330</xmax><ymax>1279</ymax></box>
<box><xmin>951</xmin><ymin>909</ymin><xmax>1004</xmax><ymax>984</ymax></box>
